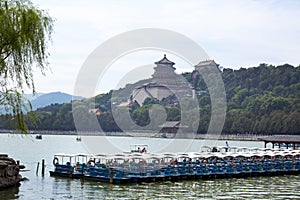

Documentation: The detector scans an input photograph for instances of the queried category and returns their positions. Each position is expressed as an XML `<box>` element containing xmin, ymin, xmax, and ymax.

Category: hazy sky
<box><xmin>32</xmin><ymin>0</ymin><xmax>300</xmax><ymax>96</ymax></box>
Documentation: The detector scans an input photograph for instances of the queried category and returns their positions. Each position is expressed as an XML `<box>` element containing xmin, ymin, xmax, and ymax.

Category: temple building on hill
<box><xmin>192</xmin><ymin>59</ymin><xmax>220</xmax><ymax>83</ymax></box>
<box><xmin>152</xmin><ymin>54</ymin><xmax>178</xmax><ymax>86</ymax></box>
<box><xmin>194</xmin><ymin>60</ymin><xmax>219</xmax><ymax>69</ymax></box>
<box><xmin>131</xmin><ymin>55</ymin><xmax>220</xmax><ymax>106</ymax></box>
<box><xmin>131</xmin><ymin>55</ymin><xmax>193</xmax><ymax>105</ymax></box>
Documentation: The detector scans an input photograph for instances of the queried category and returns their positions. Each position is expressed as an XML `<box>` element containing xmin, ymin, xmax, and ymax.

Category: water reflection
<box><xmin>0</xmin><ymin>186</ymin><xmax>20</xmax><ymax>199</ymax></box>
<box><xmin>2</xmin><ymin>168</ymin><xmax>300</xmax><ymax>199</ymax></box>
<box><xmin>87</xmin><ymin>175</ymin><xmax>299</xmax><ymax>199</ymax></box>
<box><xmin>0</xmin><ymin>134</ymin><xmax>299</xmax><ymax>199</ymax></box>
<box><xmin>21</xmin><ymin>169</ymin><xmax>300</xmax><ymax>199</ymax></box>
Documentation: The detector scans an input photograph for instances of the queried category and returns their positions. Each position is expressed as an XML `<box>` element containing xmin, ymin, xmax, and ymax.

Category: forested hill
<box><xmin>219</xmin><ymin>64</ymin><xmax>300</xmax><ymax>134</ymax></box>
<box><xmin>0</xmin><ymin>63</ymin><xmax>299</xmax><ymax>134</ymax></box>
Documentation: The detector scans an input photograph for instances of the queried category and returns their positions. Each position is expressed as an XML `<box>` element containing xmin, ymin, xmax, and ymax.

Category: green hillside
<box><xmin>0</xmin><ymin>63</ymin><xmax>299</xmax><ymax>134</ymax></box>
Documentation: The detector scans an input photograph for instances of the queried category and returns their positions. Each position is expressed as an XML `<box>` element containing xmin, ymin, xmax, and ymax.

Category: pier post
<box><xmin>109</xmin><ymin>168</ymin><xmax>114</xmax><ymax>184</ymax></box>
<box><xmin>36</xmin><ymin>162</ymin><xmax>40</xmax><ymax>175</ymax></box>
<box><xmin>42</xmin><ymin>159</ymin><xmax>45</xmax><ymax>176</ymax></box>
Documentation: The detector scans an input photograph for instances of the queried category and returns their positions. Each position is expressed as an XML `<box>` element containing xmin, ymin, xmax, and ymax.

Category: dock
<box><xmin>259</xmin><ymin>135</ymin><xmax>300</xmax><ymax>149</ymax></box>
<box><xmin>49</xmin><ymin>147</ymin><xmax>300</xmax><ymax>184</ymax></box>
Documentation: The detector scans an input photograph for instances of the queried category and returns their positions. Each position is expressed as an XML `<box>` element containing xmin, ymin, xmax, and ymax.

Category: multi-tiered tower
<box><xmin>132</xmin><ymin>55</ymin><xmax>192</xmax><ymax>105</ymax></box>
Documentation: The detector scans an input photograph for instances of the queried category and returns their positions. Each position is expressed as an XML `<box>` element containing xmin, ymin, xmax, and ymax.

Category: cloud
<box><xmin>31</xmin><ymin>0</ymin><xmax>300</xmax><ymax>95</ymax></box>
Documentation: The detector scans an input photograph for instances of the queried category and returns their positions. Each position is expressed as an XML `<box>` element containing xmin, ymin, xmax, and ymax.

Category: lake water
<box><xmin>0</xmin><ymin>134</ymin><xmax>299</xmax><ymax>199</ymax></box>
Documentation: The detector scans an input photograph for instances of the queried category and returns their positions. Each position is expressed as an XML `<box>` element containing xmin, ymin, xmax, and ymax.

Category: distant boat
<box><xmin>126</xmin><ymin>144</ymin><xmax>148</xmax><ymax>153</ymax></box>
<box><xmin>35</xmin><ymin>134</ymin><xmax>42</xmax><ymax>140</ymax></box>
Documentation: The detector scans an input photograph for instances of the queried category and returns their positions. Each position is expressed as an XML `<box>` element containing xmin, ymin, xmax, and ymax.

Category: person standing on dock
<box><xmin>225</xmin><ymin>141</ymin><xmax>229</xmax><ymax>152</ymax></box>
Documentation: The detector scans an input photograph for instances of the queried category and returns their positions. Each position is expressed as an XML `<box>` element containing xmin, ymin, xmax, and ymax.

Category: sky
<box><xmin>31</xmin><ymin>0</ymin><xmax>300</xmax><ymax>97</ymax></box>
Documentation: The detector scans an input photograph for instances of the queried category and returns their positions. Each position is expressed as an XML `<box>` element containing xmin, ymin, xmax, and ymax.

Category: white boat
<box><xmin>123</xmin><ymin>144</ymin><xmax>148</xmax><ymax>154</ymax></box>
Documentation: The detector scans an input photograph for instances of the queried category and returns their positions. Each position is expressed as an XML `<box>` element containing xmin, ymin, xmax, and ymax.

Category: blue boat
<box><xmin>50</xmin><ymin>147</ymin><xmax>300</xmax><ymax>184</ymax></box>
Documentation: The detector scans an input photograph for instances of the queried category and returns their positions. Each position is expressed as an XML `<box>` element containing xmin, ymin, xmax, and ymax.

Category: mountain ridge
<box><xmin>29</xmin><ymin>91</ymin><xmax>84</xmax><ymax>110</ymax></box>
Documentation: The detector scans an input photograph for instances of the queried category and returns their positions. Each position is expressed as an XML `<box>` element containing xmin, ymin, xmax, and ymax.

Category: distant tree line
<box><xmin>0</xmin><ymin>63</ymin><xmax>299</xmax><ymax>135</ymax></box>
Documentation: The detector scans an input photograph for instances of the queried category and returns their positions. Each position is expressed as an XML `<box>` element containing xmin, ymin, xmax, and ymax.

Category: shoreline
<box><xmin>0</xmin><ymin>129</ymin><xmax>272</xmax><ymax>141</ymax></box>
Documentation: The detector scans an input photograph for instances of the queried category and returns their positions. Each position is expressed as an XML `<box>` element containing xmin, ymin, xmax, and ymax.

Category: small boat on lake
<box><xmin>50</xmin><ymin>153</ymin><xmax>131</xmax><ymax>183</ymax></box>
<box><xmin>35</xmin><ymin>134</ymin><xmax>42</xmax><ymax>140</ymax></box>
<box><xmin>125</xmin><ymin>144</ymin><xmax>148</xmax><ymax>153</ymax></box>
<box><xmin>49</xmin><ymin>153</ymin><xmax>90</xmax><ymax>179</ymax></box>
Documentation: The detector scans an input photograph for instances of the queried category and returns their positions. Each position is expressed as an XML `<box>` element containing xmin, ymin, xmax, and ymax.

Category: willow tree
<box><xmin>0</xmin><ymin>0</ymin><xmax>54</xmax><ymax>131</ymax></box>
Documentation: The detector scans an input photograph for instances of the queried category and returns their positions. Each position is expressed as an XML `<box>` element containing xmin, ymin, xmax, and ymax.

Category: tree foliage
<box><xmin>0</xmin><ymin>0</ymin><xmax>54</xmax><ymax>131</ymax></box>
<box><xmin>0</xmin><ymin>63</ymin><xmax>299</xmax><ymax>135</ymax></box>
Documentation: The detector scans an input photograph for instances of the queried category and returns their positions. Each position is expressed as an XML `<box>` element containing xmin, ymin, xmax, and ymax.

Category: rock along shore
<box><xmin>0</xmin><ymin>154</ymin><xmax>26</xmax><ymax>189</ymax></box>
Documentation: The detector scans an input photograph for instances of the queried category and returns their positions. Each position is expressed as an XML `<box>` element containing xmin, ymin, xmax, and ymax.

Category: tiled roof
<box><xmin>195</xmin><ymin>60</ymin><xmax>219</xmax><ymax>67</ymax></box>
<box><xmin>155</xmin><ymin>54</ymin><xmax>175</xmax><ymax>65</ymax></box>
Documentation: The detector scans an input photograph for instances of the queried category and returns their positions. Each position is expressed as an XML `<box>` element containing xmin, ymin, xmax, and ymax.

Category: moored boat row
<box><xmin>49</xmin><ymin>147</ymin><xmax>300</xmax><ymax>184</ymax></box>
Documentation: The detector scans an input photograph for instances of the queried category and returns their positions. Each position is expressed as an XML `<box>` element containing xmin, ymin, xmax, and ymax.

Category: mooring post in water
<box><xmin>42</xmin><ymin>159</ymin><xmax>45</xmax><ymax>176</ymax></box>
<box><xmin>36</xmin><ymin>162</ymin><xmax>40</xmax><ymax>175</ymax></box>
<box><xmin>109</xmin><ymin>167</ymin><xmax>114</xmax><ymax>184</ymax></box>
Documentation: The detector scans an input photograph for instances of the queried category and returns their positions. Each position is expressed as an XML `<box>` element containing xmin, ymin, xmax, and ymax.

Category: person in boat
<box><xmin>183</xmin><ymin>158</ymin><xmax>187</xmax><ymax>166</ymax></box>
<box><xmin>113</xmin><ymin>160</ymin><xmax>118</xmax><ymax>166</ymax></box>
<box><xmin>169</xmin><ymin>159</ymin><xmax>178</xmax><ymax>165</ymax></box>
<box><xmin>174</xmin><ymin>159</ymin><xmax>178</xmax><ymax>165</ymax></box>
<box><xmin>212</xmin><ymin>147</ymin><xmax>218</xmax><ymax>152</ymax></box>
<box><xmin>75</xmin><ymin>162</ymin><xmax>80</xmax><ymax>171</ymax></box>
<box><xmin>141</xmin><ymin>147</ymin><xmax>147</xmax><ymax>153</ymax></box>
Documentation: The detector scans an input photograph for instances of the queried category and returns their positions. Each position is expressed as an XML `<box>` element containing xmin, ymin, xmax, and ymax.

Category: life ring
<box><xmin>53</xmin><ymin>157</ymin><xmax>59</xmax><ymax>165</ymax></box>
<box><xmin>87</xmin><ymin>159</ymin><xmax>95</xmax><ymax>167</ymax></box>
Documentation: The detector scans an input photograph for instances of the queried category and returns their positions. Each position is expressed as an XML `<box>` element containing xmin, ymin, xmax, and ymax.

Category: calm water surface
<box><xmin>0</xmin><ymin>134</ymin><xmax>299</xmax><ymax>199</ymax></box>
